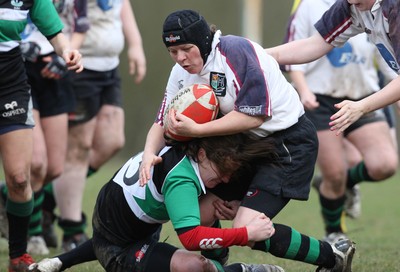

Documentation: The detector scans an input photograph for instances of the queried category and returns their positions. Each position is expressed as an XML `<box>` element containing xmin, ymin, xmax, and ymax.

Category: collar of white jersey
<box><xmin>189</xmin><ymin>158</ymin><xmax>207</xmax><ymax>194</ymax></box>
<box><xmin>206</xmin><ymin>30</ymin><xmax>222</xmax><ymax>64</ymax></box>
<box><xmin>200</xmin><ymin>30</ymin><xmax>222</xmax><ymax>74</ymax></box>
<box><xmin>371</xmin><ymin>0</ymin><xmax>382</xmax><ymax>14</ymax></box>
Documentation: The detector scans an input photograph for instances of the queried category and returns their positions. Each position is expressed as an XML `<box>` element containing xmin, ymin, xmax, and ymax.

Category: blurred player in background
<box><xmin>266</xmin><ymin>0</ymin><xmax>400</xmax><ymax>134</ymax></box>
<box><xmin>10</xmin><ymin>0</ymin><xmax>89</xmax><ymax>255</ymax></box>
<box><xmin>283</xmin><ymin>0</ymin><xmax>398</xmax><ymax>243</ymax></box>
<box><xmin>0</xmin><ymin>0</ymin><xmax>83</xmax><ymax>270</ymax></box>
<box><xmin>46</xmin><ymin>0</ymin><xmax>147</xmax><ymax>252</ymax></box>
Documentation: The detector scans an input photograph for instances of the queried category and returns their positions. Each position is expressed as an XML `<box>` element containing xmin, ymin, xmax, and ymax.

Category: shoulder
<box><xmin>315</xmin><ymin>0</ymin><xmax>353</xmax><ymax>38</ymax></box>
<box><xmin>381</xmin><ymin>0</ymin><xmax>398</xmax><ymax>12</ymax></box>
<box><xmin>218</xmin><ymin>35</ymin><xmax>252</xmax><ymax>53</ymax></box>
<box><xmin>382</xmin><ymin>0</ymin><xmax>399</xmax><ymax>18</ymax></box>
<box><xmin>217</xmin><ymin>35</ymin><xmax>264</xmax><ymax>62</ymax></box>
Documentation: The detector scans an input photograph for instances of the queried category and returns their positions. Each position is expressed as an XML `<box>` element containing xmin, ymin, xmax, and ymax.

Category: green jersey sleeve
<box><xmin>164</xmin><ymin>180</ymin><xmax>202</xmax><ymax>230</ymax></box>
<box><xmin>30</xmin><ymin>0</ymin><xmax>63</xmax><ymax>38</ymax></box>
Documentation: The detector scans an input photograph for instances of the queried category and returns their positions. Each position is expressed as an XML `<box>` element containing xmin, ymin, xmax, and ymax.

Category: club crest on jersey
<box><xmin>210</xmin><ymin>72</ymin><xmax>226</xmax><ymax>97</ymax></box>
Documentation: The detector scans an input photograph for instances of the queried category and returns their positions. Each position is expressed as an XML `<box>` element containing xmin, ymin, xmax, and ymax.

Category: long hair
<box><xmin>183</xmin><ymin>133</ymin><xmax>277</xmax><ymax>179</ymax></box>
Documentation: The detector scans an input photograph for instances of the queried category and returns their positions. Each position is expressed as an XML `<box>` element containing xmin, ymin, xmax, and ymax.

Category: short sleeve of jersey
<box><xmin>162</xmin><ymin>158</ymin><xmax>203</xmax><ymax>230</ymax></box>
<box><xmin>314</xmin><ymin>0</ymin><xmax>362</xmax><ymax>47</ymax></box>
<box><xmin>217</xmin><ymin>36</ymin><xmax>270</xmax><ymax>117</ymax></box>
<box><xmin>30</xmin><ymin>0</ymin><xmax>63</xmax><ymax>38</ymax></box>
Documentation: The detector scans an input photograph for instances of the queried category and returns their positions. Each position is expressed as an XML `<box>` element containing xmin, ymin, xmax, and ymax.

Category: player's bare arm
<box><xmin>329</xmin><ymin>76</ymin><xmax>400</xmax><ymax>134</ymax></box>
<box><xmin>266</xmin><ymin>33</ymin><xmax>333</xmax><ymax>65</ymax></box>
<box><xmin>168</xmin><ymin>110</ymin><xmax>264</xmax><ymax>138</ymax></box>
<box><xmin>49</xmin><ymin>33</ymin><xmax>83</xmax><ymax>72</ymax></box>
<box><xmin>139</xmin><ymin>123</ymin><xmax>165</xmax><ymax>186</ymax></box>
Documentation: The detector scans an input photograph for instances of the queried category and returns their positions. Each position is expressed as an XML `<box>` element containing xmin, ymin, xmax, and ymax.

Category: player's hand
<box><xmin>300</xmin><ymin>91</ymin><xmax>319</xmax><ymax>110</ymax></box>
<box><xmin>329</xmin><ymin>100</ymin><xmax>365</xmax><ymax>135</ymax></box>
<box><xmin>167</xmin><ymin>109</ymin><xmax>199</xmax><ymax>138</ymax></box>
<box><xmin>20</xmin><ymin>41</ymin><xmax>41</xmax><ymax>62</ymax></box>
<box><xmin>245</xmin><ymin>213</ymin><xmax>275</xmax><ymax>243</ymax></box>
<box><xmin>213</xmin><ymin>199</ymin><xmax>240</xmax><ymax>220</ymax></box>
<box><xmin>62</xmin><ymin>49</ymin><xmax>83</xmax><ymax>73</ymax></box>
<box><xmin>127</xmin><ymin>46</ymin><xmax>146</xmax><ymax>84</ymax></box>
<box><xmin>41</xmin><ymin>55</ymin><xmax>68</xmax><ymax>79</ymax></box>
<box><xmin>139</xmin><ymin>152</ymin><xmax>162</xmax><ymax>187</ymax></box>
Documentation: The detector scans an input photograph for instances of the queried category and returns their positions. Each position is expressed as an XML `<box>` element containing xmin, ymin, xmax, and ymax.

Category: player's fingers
<box><xmin>133</xmin><ymin>62</ymin><xmax>146</xmax><ymax>84</ymax></box>
<box><xmin>129</xmin><ymin>61</ymin><xmax>136</xmax><ymax>76</ymax></box>
<box><xmin>168</xmin><ymin>109</ymin><xmax>177</xmax><ymax>123</ymax></box>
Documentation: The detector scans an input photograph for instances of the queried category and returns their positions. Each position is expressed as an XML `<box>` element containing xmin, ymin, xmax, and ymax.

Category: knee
<box><xmin>367</xmin><ymin>155</ymin><xmax>398</xmax><ymax>180</ymax></box>
<box><xmin>111</xmin><ymin>135</ymin><xmax>125</xmax><ymax>154</ymax></box>
<box><xmin>171</xmin><ymin>252</ymin><xmax>216</xmax><ymax>272</ymax></box>
<box><xmin>322</xmin><ymin>171</ymin><xmax>347</xmax><ymax>193</ymax></box>
<box><xmin>45</xmin><ymin>166</ymin><xmax>63</xmax><ymax>182</ymax></box>
<box><xmin>7</xmin><ymin>172</ymin><xmax>30</xmax><ymax>194</ymax></box>
<box><xmin>109</xmin><ymin>130</ymin><xmax>125</xmax><ymax>152</ymax></box>
<box><xmin>30</xmin><ymin>160</ymin><xmax>47</xmax><ymax>184</ymax></box>
<box><xmin>116</xmin><ymin>133</ymin><xmax>125</xmax><ymax>150</ymax></box>
<box><xmin>67</xmin><ymin>139</ymin><xmax>92</xmax><ymax>162</ymax></box>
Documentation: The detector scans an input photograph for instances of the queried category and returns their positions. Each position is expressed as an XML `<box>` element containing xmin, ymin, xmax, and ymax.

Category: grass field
<box><xmin>1</xmin><ymin>158</ymin><xmax>399</xmax><ymax>271</ymax></box>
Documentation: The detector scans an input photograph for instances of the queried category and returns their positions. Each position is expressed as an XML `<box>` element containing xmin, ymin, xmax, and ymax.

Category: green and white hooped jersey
<box><xmin>0</xmin><ymin>0</ymin><xmax>63</xmax><ymax>52</ymax></box>
<box><xmin>113</xmin><ymin>146</ymin><xmax>207</xmax><ymax>229</ymax></box>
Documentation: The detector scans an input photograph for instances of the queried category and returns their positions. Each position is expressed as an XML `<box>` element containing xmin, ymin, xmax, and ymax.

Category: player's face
<box><xmin>168</xmin><ymin>44</ymin><xmax>203</xmax><ymax>74</ymax></box>
<box><xmin>198</xmin><ymin>150</ymin><xmax>231</xmax><ymax>188</ymax></box>
<box><xmin>347</xmin><ymin>0</ymin><xmax>375</xmax><ymax>11</ymax></box>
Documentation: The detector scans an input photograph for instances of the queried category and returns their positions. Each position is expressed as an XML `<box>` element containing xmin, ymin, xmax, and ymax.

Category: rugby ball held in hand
<box><xmin>164</xmin><ymin>84</ymin><xmax>219</xmax><ymax>141</ymax></box>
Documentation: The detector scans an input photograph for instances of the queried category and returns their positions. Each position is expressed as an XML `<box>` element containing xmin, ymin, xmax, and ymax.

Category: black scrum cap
<box><xmin>162</xmin><ymin>10</ymin><xmax>212</xmax><ymax>64</ymax></box>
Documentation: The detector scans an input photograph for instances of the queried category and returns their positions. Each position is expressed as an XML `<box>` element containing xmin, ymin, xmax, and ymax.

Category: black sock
<box><xmin>42</xmin><ymin>183</ymin><xmax>56</xmax><ymax>213</ymax></box>
<box><xmin>319</xmin><ymin>194</ymin><xmax>347</xmax><ymax>233</ymax></box>
<box><xmin>58</xmin><ymin>239</ymin><xmax>96</xmax><ymax>270</ymax></box>
<box><xmin>58</xmin><ymin>213</ymin><xmax>87</xmax><ymax>239</ymax></box>
<box><xmin>7</xmin><ymin>198</ymin><xmax>33</xmax><ymax>259</ymax></box>
<box><xmin>347</xmin><ymin>161</ymin><xmax>374</xmax><ymax>188</ymax></box>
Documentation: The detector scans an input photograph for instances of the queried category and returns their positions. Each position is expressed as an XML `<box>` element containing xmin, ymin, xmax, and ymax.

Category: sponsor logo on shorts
<box><xmin>2</xmin><ymin>101</ymin><xmax>26</xmax><ymax>118</ymax></box>
<box><xmin>135</xmin><ymin>244</ymin><xmax>149</xmax><ymax>263</ymax></box>
<box><xmin>199</xmin><ymin>238</ymin><xmax>223</xmax><ymax>249</ymax></box>
<box><xmin>246</xmin><ymin>189</ymin><xmax>259</xmax><ymax>198</ymax></box>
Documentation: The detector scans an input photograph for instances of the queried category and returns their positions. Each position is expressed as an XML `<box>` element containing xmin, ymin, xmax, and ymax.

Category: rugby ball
<box><xmin>164</xmin><ymin>84</ymin><xmax>219</xmax><ymax>141</ymax></box>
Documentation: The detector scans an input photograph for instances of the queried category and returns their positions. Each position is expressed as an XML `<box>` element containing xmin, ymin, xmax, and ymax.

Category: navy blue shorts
<box><xmin>92</xmin><ymin>230</ymin><xmax>176</xmax><ymax>272</ymax></box>
<box><xmin>25</xmin><ymin>53</ymin><xmax>75</xmax><ymax>117</ymax></box>
<box><xmin>210</xmin><ymin>115</ymin><xmax>318</xmax><ymax>217</ymax></box>
<box><xmin>0</xmin><ymin>47</ymin><xmax>34</xmax><ymax>130</ymax></box>
<box><xmin>306</xmin><ymin>94</ymin><xmax>386</xmax><ymax>136</ymax></box>
<box><xmin>68</xmin><ymin>68</ymin><xmax>122</xmax><ymax>125</ymax></box>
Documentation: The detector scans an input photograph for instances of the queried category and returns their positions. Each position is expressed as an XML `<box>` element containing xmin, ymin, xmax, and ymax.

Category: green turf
<box><xmin>1</xmin><ymin>159</ymin><xmax>399</xmax><ymax>271</ymax></box>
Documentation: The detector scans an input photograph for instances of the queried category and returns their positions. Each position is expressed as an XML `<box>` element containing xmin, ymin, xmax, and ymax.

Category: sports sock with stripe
<box><xmin>252</xmin><ymin>224</ymin><xmax>335</xmax><ymax>268</ymax></box>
